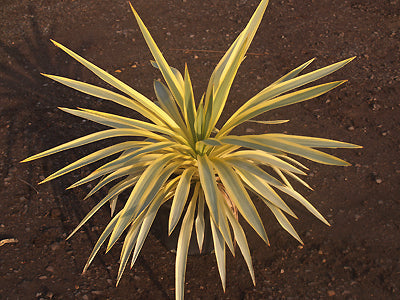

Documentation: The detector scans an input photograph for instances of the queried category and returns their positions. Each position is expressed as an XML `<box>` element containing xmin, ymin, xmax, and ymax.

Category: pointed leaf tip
<box><xmin>50</xmin><ymin>39</ymin><xmax>60</xmax><ymax>47</ymax></box>
<box><xmin>129</xmin><ymin>2</ymin><xmax>138</xmax><ymax>16</ymax></box>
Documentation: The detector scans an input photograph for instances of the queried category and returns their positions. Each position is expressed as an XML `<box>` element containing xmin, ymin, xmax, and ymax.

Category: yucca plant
<box><xmin>22</xmin><ymin>0</ymin><xmax>361</xmax><ymax>299</ymax></box>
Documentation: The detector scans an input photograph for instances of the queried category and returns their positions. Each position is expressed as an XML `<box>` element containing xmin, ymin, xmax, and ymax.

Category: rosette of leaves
<box><xmin>22</xmin><ymin>0</ymin><xmax>361</xmax><ymax>299</ymax></box>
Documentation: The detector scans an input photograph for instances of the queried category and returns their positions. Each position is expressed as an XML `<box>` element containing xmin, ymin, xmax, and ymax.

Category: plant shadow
<box><xmin>0</xmin><ymin>4</ymin><xmax>171</xmax><ymax>296</ymax></box>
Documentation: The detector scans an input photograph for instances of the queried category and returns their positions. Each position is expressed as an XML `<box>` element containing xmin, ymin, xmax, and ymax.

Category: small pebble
<box><xmin>327</xmin><ymin>290</ymin><xmax>336</xmax><ymax>297</ymax></box>
<box><xmin>46</xmin><ymin>266</ymin><xmax>55</xmax><ymax>273</ymax></box>
<box><xmin>376</xmin><ymin>178</ymin><xmax>382</xmax><ymax>184</ymax></box>
<box><xmin>50</xmin><ymin>208</ymin><xmax>61</xmax><ymax>218</ymax></box>
<box><xmin>50</xmin><ymin>243</ymin><xmax>60</xmax><ymax>251</ymax></box>
<box><xmin>246</xmin><ymin>128</ymin><xmax>255</xmax><ymax>133</ymax></box>
<box><xmin>91</xmin><ymin>290</ymin><xmax>104</xmax><ymax>295</ymax></box>
<box><xmin>347</xmin><ymin>126</ymin><xmax>354</xmax><ymax>131</ymax></box>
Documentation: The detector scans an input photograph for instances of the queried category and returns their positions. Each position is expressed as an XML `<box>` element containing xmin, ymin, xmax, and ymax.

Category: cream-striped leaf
<box><xmin>169</xmin><ymin>169</ymin><xmax>196</xmax><ymax>235</ymax></box>
<box><xmin>175</xmin><ymin>193</ymin><xmax>197</xmax><ymax>300</ymax></box>
<box><xmin>212</xmin><ymin>158</ymin><xmax>269</xmax><ymax>245</ymax></box>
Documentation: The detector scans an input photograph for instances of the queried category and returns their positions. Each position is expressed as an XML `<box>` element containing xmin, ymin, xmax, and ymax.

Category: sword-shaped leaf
<box><xmin>266</xmin><ymin>58</ymin><xmax>315</xmax><ymax>88</ymax></box>
<box><xmin>246</xmin><ymin>119</ymin><xmax>289</xmax><ymax>125</ymax></box>
<box><xmin>80</xmin><ymin>164</ymin><xmax>144</xmax><ymax>198</ymax></box>
<box><xmin>205</xmin><ymin>0</ymin><xmax>270</xmax><ymax>110</ymax></box>
<box><xmin>216</xmin><ymin>190</ymin><xmax>235</xmax><ymax>255</ymax></box>
<box><xmin>251</xmin><ymin>135</ymin><xmax>350</xmax><ymax>165</ymax></box>
<box><xmin>22</xmin><ymin>128</ymin><xmax>164</xmax><ymax>163</ymax></box>
<box><xmin>229</xmin><ymin>57</ymin><xmax>354</xmax><ymax>123</ymax></box>
<box><xmin>130</xmin><ymin>190</ymin><xmax>166</xmax><ymax>267</ymax></box>
<box><xmin>219</xmin><ymin>135</ymin><xmax>283</xmax><ymax>154</ymax></box>
<box><xmin>175</xmin><ymin>192</ymin><xmax>197</xmax><ymax>300</ymax></box>
<box><xmin>212</xmin><ymin>158</ymin><xmax>269</xmax><ymax>245</ymax></box>
<box><xmin>210</xmin><ymin>216</ymin><xmax>227</xmax><ymax>291</ymax></box>
<box><xmin>67</xmin><ymin>176</ymin><xmax>138</xmax><ymax>240</ymax></box>
<box><xmin>265</xmin><ymin>202</ymin><xmax>303</xmax><ymax>244</ymax></box>
<box><xmin>39</xmin><ymin>141</ymin><xmax>142</xmax><ymax>184</ymax></box>
<box><xmin>235</xmin><ymin>168</ymin><xmax>296</xmax><ymax>218</ymax></box>
<box><xmin>169</xmin><ymin>169</ymin><xmax>196</xmax><ymax>235</ymax></box>
<box><xmin>116</xmin><ymin>223</ymin><xmax>141</xmax><ymax>285</ymax></box>
<box><xmin>107</xmin><ymin>156</ymin><xmax>179</xmax><ymax>250</ymax></box>
<box><xmin>50</xmin><ymin>40</ymin><xmax>177</xmax><ymax>128</ymax></box>
<box><xmin>130</xmin><ymin>4</ymin><xmax>184</xmax><ymax>109</ymax></box>
<box><xmin>224</xmin><ymin>200</ymin><xmax>255</xmax><ymax>285</ymax></box>
<box><xmin>130</xmin><ymin>177</ymin><xmax>180</xmax><ymax>268</ymax></box>
<box><xmin>151</xmin><ymin>60</ymin><xmax>184</xmax><ymax>90</ymax></box>
<box><xmin>154</xmin><ymin>80</ymin><xmax>186</xmax><ymax>132</ymax></box>
<box><xmin>207</xmin><ymin>38</ymin><xmax>248</xmax><ymax>137</ymax></box>
<box><xmin>82</xmin><ymin>210</ymin><xmax>122</xmax><ymax>273</ymax></box>
<box><xmin>224</xmin><ymin>157</ymin><xmax>284</xmax><ymax>187</ymax></box>
<box><xmin>262</xmin><ymin>133</ymin><xmax>362</xmax><ymax>149</ymax></box>
<box><xmin>197</xmin><ymin>155</ymin><xmax>220</xmax><ymax>225</ymax></box>
<box><xmin>275</xmin><ymin>185</ymin><xmax>330</xmax><ymax>226</ymax></box>
<box><xmin>195</xmin><ymin>190</ymin><xmax>206</xmax><ymax>252</ymax></box>
<box><xmin>227</xmin><ymin>150</ymin><xmax>306</xmax><ymax>175</ymax></box>
<box><xmin>219</xmin><ymin>81</ymin><xmax>346</xmax><ymax>136</ymax></box>
<box><xmin>42</xmin><ymin>74</ymin><xmax>165</xmax><ymax>126</ymax></box>
<box><xmin>60</xmin><ymin>107</ymin><xmax>175</xmax><ymax>136</ymax></box>
<box><xmin>183</xmin><ymin>64</ymin><xmax>196</xmax><ymax>141</ymax></box>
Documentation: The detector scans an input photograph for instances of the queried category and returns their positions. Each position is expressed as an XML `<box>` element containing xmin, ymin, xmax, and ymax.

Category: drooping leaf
<box><xmin>212</xmin><ymin>158</ymin><xmax>269</xmax><ymax>245</ymax></box>
<box><xmin>197</xmin><ymin>155</ymin><xmax>220</xmax><ymax>225</ymax></box>
<box><xmin>60</xmin><ymin>107</ymin><xmax>175</xmax><ymax>136</ymax></box>
<box><xmin>22</xmin><ymin>128</ymin><xmax>164</xmax><ymax>163</ymax></box>
<box><xmin>82</xmin><ymin>210</ymin><xmax>122</xmax><ymax>273</ymax></box>
<box><xmin>227</xmin><ymin>150</ymin><xmax>306</xmax><ymax>175</ymax></box>
<box><xmin>210</xmin><ymin>215</ymin><xmax>227</xmax><ymax>291</ymax></box>
<box><xmin>195</xmin><ymin>190</ymin><xmax>206</xmax><ymax>252</ymax></box>
<box><xmin>261</xmin><ymin>133</ymin><xmax>362</xmax><ymax>149</ymax></box>
<box><xmin>235</xmin><ymin>168</ymin><xmax>296</xmax><ymax>218</ymax></box>
<box><xmin>175</xmin><ymin>191</ymin><xmax>197</xmax><ymax>300</ymax></box>
<box><xmin>169</xmin><ymin>169</ymin><xmax>196</xmax><ymax>234</ymax></box>
<box><xmin>39</xmin><ymin>141</ymin><xmax>143</xmax><ymax>184</ymax></box>
<box><xmin>107</xmin><ymin>154</ymin><xmax>178</xmax><ymax>250</ymax></box>
<box><xmin>251</xmin><ymin>135</ymin><xmax>351</xmax><ymax>165</ymax></box>
<box><xmin>116</xmin><ymin>223</ymin><xmax>141</xmax><ymax>285</ymax></box>
<box><xmin>265</xmin><ymin>202</ymin><xmax>303</xmax><ymax>244</ymax></box>
<box><xmin>224</xmin><ymin>199</ymin><xmax>255</xmax><ymax>285</ymax></box>
<box><xmin>67</xmin><ymin>176</ymin><xmax>138</xmax><ymax>239</ymax></box>
<box><xmin>275</xmin><ymin>185</ymin><xmax>330</xmax><ymax>226</ymax></box>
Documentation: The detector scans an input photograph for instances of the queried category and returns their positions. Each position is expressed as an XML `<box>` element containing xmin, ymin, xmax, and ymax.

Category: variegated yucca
<box><xmin>23</xmin><ymin>0</ymin><xmax>361</xmax><ymax>299</ymax></box>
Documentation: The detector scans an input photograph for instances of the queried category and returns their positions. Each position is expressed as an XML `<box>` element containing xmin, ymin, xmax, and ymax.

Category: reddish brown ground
<box><xmin>1</xmin><ymin>0</ymin><xmax>399</xmax><ymax>299</ymax></box>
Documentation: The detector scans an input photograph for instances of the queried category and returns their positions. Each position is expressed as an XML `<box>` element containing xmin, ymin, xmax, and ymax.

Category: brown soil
<box><xmin>1</xmin><ymin>0</ymin><xmax>399</xmax><ymax>299</ymax></box>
